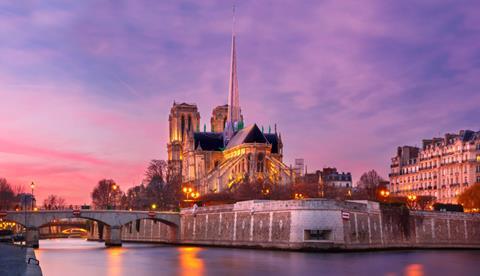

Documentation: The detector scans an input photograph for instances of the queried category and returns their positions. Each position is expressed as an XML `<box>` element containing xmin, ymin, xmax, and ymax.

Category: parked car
<box><xmin>0</xmin><ymin>229</ymin><xmax>14</xmax><ymax>243</ymax></box>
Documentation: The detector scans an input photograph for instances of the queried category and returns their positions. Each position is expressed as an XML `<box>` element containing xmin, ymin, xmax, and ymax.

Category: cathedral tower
<box><xmin>211</xmin><ymin>105</ymin><xmax>228</xmax><ymax>132</ymax></box>
<box><xmin>167</xmin><ymin>102</ymin><xmax>200</xmax><ymax>176</ymax></box>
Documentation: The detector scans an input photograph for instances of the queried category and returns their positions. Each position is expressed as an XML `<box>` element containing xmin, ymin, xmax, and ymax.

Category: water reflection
<box><xmin>405</xmin><ymin>264</ymin><xmax>424</xmax><ymax>276</ymax></box>
<box><xmin>178</xmin><ymin>247</ymin><xmax>204</xmax><ymax>276</ymax></box>
<box><xmin>107</xmin><ymin>246</ymin><xmax>125</xmax><ymax>276</ymax></box>
<box><xmin>34</xmin><ymin>239</ymin><xmax>480</xmax><ymax>276</ymax></box>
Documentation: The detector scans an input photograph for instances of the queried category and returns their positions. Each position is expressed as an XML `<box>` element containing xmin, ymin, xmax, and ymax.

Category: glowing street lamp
<box><xmin>151</xmin><ymin>203</ymin><xmax>157</xmax><ymax>210</ymax></box>
<box><xmin>407</xmin><ymin>194</ymin><xmax>417</xmax><ymax>209</ymax></box>
<box><xmin>30</xmin><ymin>182</ymin><xmax>35</xmax><ymax>210</ymax></box>
<box><xmin>183</xmin><ymin>187</ymin><xmax>194</xmax><ymax>200</ymax></box>
<box><xmin>294</xmin><ymin>193</ymin><xmax>304</xmax><ymax>200</ymax></box>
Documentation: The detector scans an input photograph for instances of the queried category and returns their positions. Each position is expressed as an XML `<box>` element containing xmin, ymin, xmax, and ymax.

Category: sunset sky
<box><xmin>1</xmin><ymin>1</ymin><xmax>479</xmax><ymax>204</ymax></box>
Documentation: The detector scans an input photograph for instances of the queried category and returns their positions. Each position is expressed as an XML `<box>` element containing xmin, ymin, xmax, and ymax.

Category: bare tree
<box><xmin>122</xmin><ymin>184</ymin><xmax>147</xmax><ymax>210</ymax></box>
<box><xmin>0</xmin><ymin>178</ymin><xmax>16</xmax><ymax>210</ymax></box>
<box><xmin>356</xmin><ymin>170</ymin><xmax>386</xmax><ymax>200</ymax></box>
<box><xmin>145</xmin><ymin>160</ymin><xmax>168</xmax><ymax>184</ymax></box>
<box><xmin>43</xmin><ymin>194</ymin><xmax>67</xmax><ymax>210</ymax></box>
<box><xmin>91</xmin><ymin>179</ymin><xmax>123</xmax><ymax>209</ymax></box>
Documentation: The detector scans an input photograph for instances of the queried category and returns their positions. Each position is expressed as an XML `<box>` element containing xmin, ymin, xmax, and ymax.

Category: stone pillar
<box><xmin>105</xmin><ymin>226</ymin><xmax>122</xmax><ymax>247</ymax></box>
<box><xmin>26</xmin><ymin>228</ymin><xmax>39</xmax><ymax>248</ymax></box>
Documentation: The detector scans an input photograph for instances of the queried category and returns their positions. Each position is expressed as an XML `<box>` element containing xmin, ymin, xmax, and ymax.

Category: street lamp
<box><xmin>407</xmin><ymin>194</ymin><xmax>417</xmax><ymax>209</ymax></box>
<box><xmin>294</xmin><ymin>193</ymin><xmax>304</xmax><ymax>200</ymax></box>
<box><xmin>30</xmin><ymin>182</ymin><xmax>35</xmax><ymax>210</ymax></box>
<box><xmin>151</xmin><ymin>203</ymin><xmax>157</xmax><ymax>210</ymax></box>
<box><xmin>379</xmin><ymin>190</ymin><xmax>390</xmax><ymax>202</ymax></box>
<box><xmin>183</xmin><ymin>187</ymin><xmax>193</xmax><ymax>200</ymax></box>
<box><xmin>108</xmin><ymin>182</ymin><xmax>118</xmax><ymax>210</ymax></box>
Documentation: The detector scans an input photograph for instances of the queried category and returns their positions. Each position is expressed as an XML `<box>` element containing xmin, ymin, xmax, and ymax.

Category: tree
<box><xmin>356</xmin><ymin>170</ymin><xmax>387</xmax><ymax>200</ymax></box>
<box><xmin>0</xmin><ymin>178</ymin><xmax>16</xmax><ymax>210</ymax></box>
<box><xmin>458</xmin><ymin>184</ymin><xmax>480</xmax><ymax>211</ymax></box>
<box><xmin>122</xmin><ymin>184</ymin><xmax>145</xmax><ymax>210</ymax></box>
<box><xmin>43</xmin><ymin>194</ymin><xmax>67</xmax><ymax>210</ymax></box>
<box><xmin>91</xmin><ymin>179</ymin><xmax>123</xmax><ymax>209</ymax></box>
<box><xmin>145</xmin><ymin>160</ymin><xmax>168</xmax><ymax>185</ymax></box>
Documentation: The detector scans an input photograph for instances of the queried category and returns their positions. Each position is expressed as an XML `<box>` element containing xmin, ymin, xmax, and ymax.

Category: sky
<box><xmin>1</xmin><ymin>0</ymin><xmax>479</xmax><ymax>204</ymax></box>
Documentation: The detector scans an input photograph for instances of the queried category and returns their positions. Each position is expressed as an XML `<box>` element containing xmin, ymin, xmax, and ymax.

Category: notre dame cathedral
<box><xmin>167</xmin><ymin>18</ymin><xmax>296</xmax><ymax>195</ymax></box>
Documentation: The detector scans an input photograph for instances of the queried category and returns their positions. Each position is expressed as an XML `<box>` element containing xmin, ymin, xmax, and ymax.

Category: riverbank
<box><xmin>0</xmin><ymin>244</ymin><xmax>42</xmax><ymax>276</ymax></box>
<box><xmin>86</xmin><ymin>199</ymin><xmax>480</xmax><ymax>251</ymax></box>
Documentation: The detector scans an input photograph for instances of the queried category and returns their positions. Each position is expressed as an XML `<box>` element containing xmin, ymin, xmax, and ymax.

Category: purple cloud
<box><xmin>0</xmin><ymin>0</ymin><xmax>479</xmax><ymax>203</ymax></box>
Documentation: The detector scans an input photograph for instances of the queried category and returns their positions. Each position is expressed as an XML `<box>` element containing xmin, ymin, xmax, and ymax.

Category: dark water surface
<box><xmin>35</xmin><ymin>239</ymin><xmax>479</xmax><ymax>276</ymax></box>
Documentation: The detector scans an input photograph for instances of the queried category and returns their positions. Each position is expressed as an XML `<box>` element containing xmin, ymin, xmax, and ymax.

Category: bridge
<box><xmin>1</xmin><ymin>210</ymin><xmax>180</xmax><ymax>248</ymax></box>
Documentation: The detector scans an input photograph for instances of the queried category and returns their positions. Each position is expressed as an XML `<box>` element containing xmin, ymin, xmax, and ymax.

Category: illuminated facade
<box><xmin>389</xmin><ymin>130</ymin><xmax>480</xmax><ymax>203</ymax></box>
<box><xmin>167</xmin><ymin>18</ymin><xmax>295</xmax><ymax>194</ymax></box>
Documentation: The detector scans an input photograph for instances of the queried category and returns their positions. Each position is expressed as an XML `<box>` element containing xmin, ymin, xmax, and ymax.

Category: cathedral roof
<box><xmin>193</xmin><ymin>132</ymin><xmax>224</xmax><ymax>151</ymax></box>
<box><xmin>226</xmin><ymin>124</ymin><xmax>268</xmax><ymax>150</ymax></box>
<box><xmin>264</xmin><ymin>133</ymin><xmax>280</xmax><ymax>154</ymax></box>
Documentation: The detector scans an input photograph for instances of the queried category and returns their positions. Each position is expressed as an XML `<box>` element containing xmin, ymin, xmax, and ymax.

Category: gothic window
<box><xmin>257</xmin><ymin>153</ymin><xmax>264</xmax><ymax>173</ymax></box>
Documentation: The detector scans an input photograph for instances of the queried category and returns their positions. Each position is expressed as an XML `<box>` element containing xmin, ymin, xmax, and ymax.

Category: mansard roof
<box><xmin>226</xmin><ymin>124</ymin><xmax>268</xmax><ymax>150</ymax></box>
<box><xmin>193</xmin><ymin>132</ymin><xmax>224</xmax><ymax>151</ymax></box>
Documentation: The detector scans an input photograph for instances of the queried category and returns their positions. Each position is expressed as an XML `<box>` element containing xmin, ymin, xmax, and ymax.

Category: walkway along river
<box><xmin>35</xmin><ymin>239</ymin><xmax>480</xmax><ymax>276</ymax></box>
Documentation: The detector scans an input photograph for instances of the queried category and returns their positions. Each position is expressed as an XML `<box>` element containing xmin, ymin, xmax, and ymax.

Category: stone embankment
<box><xmin>0</xmin><ymin>244</ymin><xmax>42</xmax><ymax>276</ymax></box>
<box><xmin>88</xmin><ymin>199</ymin><xmax>480</xmax><ymax>251</ymax></box>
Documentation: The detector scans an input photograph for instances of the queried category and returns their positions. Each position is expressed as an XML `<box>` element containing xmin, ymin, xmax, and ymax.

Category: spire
<box><xmin>224</xmin><ymin>4</ymin><xmax>242</xmax><ymax>145</ymax></box>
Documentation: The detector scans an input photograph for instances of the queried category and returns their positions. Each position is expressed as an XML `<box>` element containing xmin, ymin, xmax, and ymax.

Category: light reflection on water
<box><xmin>179</xmin><ymin>247</ymin><xmax>204</xmax><ymax>276</ymax></box>
<box><xmin>35</xmin><ymin>239</ymin><xmax>479</xmax><ymax>276</ymax></box>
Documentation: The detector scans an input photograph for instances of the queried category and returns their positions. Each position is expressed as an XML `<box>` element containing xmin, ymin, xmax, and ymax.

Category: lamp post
<box><xmin>30</xmin><ymin>182</ymin><xmax>35</xmax><ymax>210</ymax></box>
<box><xmin>407</xmin><ymin>194</ymin><xmax>417</xmax><ymax>209</ymax></box>
<box><xmin>111</xmin><ymin>183</ymin><xmax>118</xmax><ymax>210</ymax></box>
<box><xmin>379</xmin><ymin>189</ymin><xmax>390</xmax><ymax>202</ymax></box>
<box><xmin>182</xmin><ymin>187</ymin><xmax>193</xmax><ymax>201</ymax></box>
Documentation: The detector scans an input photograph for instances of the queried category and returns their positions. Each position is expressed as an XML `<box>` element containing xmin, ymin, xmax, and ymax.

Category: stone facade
<box><xmin>390</xmin><ymin>129</ymin><xmax>480</xmax><ymax>203</ymax></box>
<box><xmin>86</xmin><ymin>199</ymin><xmax>480</xmax><ymax>251</ymax></box>
<box><xmin>179</xmin><ymin>200</ymin><xmax>480</xmax><ymax>250</ymax></box>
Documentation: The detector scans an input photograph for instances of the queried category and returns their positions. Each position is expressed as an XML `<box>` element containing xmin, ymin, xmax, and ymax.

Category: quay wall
<box><xmin>87</xmin><ymin>199</ymin><xmax>480</xmax><ymax>250</ymax></box>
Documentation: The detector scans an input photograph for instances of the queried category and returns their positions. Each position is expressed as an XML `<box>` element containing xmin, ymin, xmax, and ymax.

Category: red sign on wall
<box><xmin>341</xmin><ymin>211</ymin><xmax>350</xmax><ymax>220</ymax></box>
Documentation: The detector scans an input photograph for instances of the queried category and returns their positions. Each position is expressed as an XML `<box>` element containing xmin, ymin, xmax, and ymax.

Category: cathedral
<box><xmin>167</xmin><ymin>16</ymin><xmax>296</xmax><ymax>195</ymax></box>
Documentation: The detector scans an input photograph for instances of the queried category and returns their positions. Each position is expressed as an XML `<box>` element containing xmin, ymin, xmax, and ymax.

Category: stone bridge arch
<box><xmin>3</xmin><ymin>210</ymin><xmax>180</xmax><ymax>248</ymax></box>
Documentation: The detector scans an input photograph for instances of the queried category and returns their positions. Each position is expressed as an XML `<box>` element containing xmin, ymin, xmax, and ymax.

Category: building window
<box><xmin>181</xmin><ymin>115</ymin><xmax>185</xmax><ymax>138</ymax></box>
<box><xmin>257</xmin><ymin>153</ymin><xmax>265</xmax><ymax>173</ymax></box>
<box><xmin>304</xmin><ymin>229</ymin><xmax>332</xmax><ymax>241</ymax></box>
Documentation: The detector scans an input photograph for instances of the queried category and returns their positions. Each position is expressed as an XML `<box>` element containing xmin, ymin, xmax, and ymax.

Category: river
<box><xmin>34</xmin><ymin>239</ymin><xmax>479</xmax><ymax>276</ymax></box>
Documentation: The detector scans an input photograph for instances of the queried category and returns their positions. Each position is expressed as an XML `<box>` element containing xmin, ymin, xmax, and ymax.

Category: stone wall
<box><xmin>87</xmin><ymin>199</ymin><xmax>480</xmax><ymax>251</ymax></box>
<box><xmin>180</xmin><ymin>199</ymin><xmax>480</xmax><ymax>250</ymax></box>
